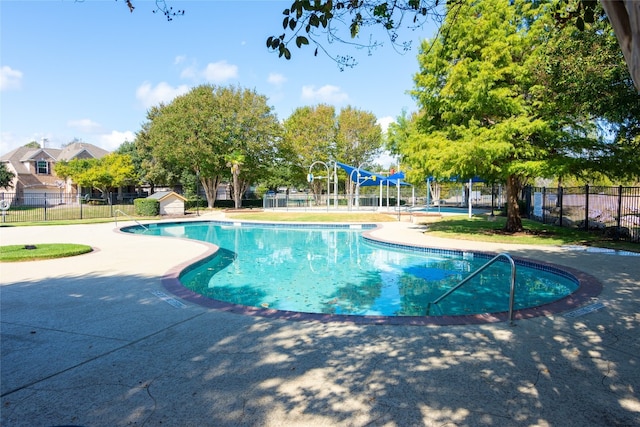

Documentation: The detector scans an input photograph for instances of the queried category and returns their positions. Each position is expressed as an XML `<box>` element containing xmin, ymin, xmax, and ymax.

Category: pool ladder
<box><xmin>426</xmin><ymin>253</ymin><xmax>517</xmax><ymax>325</ymax></box>
<box><xmin>114</xmin><ymin>209</ymin><xmax>148</xmax><ymax>231</ymax></box>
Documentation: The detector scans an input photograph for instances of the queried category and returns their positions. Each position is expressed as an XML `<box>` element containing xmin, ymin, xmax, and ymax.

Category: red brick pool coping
<box><xmin>146</xmin><ymin>221</ymin><xmax>604</xmax><ymax>326</ymax></box>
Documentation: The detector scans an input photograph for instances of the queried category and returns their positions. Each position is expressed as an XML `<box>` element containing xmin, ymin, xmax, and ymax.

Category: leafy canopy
<box><xmin>0</xmin><ymin>163</ymin><xmax>16</xmax><ymax>190</ymax></box>
<box><xmin>142</xmin><ymin>84</ymin><xmax>282</xmax><ymax>208</ymax></box>
<box><xmin>54</xmin><ymin>153</ymin><xmax>136</xmax><ymax>196</ymax></box>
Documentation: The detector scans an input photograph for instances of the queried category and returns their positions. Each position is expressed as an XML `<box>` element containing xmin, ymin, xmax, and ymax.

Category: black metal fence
<box><xmin>523</xmin><ymin>185</ymin><xmax>640</xmax><ymax>242</ymax></box>
<box><xmin>0</xmin><ymin>192</ymin><xmax>140</xmax><ymax>224</ymax></box>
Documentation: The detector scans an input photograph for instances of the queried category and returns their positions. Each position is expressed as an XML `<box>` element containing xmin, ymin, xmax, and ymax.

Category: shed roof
<box><xmin>147</xmin><ymin>191</ymin><xmax>187</xmax><ymax>202</ymax></box>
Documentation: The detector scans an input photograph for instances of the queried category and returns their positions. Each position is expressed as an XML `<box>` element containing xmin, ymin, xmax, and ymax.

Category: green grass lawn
<box><xmin>423</xmin><ymin>215</ymin><xmax>639</xmax><ymax>251</ymax></box>
<box><xmin>0</xmin><ymin>243</ymin><xmax>93</xmax><ymax>262</ymax></box>
<box><xmin>0</xmin><ymin>204</ymin><xmax>137</xmax><ymax>224</ymax></box>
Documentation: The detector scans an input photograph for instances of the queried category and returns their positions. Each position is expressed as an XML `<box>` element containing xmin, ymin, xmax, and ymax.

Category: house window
<box><xmin>36</xmin><ymin>160</ymin><xmax>50</xmax><ymax>175</ymax></box>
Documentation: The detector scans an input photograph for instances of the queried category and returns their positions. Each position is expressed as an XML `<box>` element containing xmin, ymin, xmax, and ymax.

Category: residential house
<box><xmin>0</xmin><ymin>142</ymin><xmax>109</xmax><ymax>205</ymax></box>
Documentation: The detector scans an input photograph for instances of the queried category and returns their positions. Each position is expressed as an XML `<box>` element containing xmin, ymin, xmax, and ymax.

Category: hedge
<box><xmin>134</xmin><ymin>198</ymin><xmax>160</xmax><ymax>216</ymax></box>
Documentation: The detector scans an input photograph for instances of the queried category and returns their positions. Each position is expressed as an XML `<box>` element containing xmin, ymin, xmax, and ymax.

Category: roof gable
<box><xmin>20</xmin><ymin>148</ymin><xmax>62</xmax><ymax>162</ymax></box>
<box><xmin>58</xmin><ymin>142</ymin><xmax>109</xmax><ymax>161</ymax></box>
<box><xmin>147</xmin><ymin>191</ymin><xmax>187</xmax><ymax>202</ymax></box>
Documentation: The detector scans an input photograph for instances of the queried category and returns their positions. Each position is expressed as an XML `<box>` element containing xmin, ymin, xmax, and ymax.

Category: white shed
<box><xmin>147</xmin><ymin>191</ymin><xmax>187</xmax><ymax>216</ymax></box>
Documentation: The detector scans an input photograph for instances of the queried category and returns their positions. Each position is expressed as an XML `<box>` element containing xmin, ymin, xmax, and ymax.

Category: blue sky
<box><xmin>1</xmin><ymin>0</ymin><xmax>436</xmax><ymax>159</ymax></box>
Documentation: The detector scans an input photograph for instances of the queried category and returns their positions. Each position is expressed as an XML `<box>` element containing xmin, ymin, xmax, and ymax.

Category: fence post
<box><xmin>584</xmin><ymin>184</ymin><xmax>589</xmax><ymax>231</ymax></box>
<box><xmin>559</xmin><ymin>186</ymin><xmax>564</xmax><ymax>227</ymax></box>
<box><xmin>542</xmin><ymin>187</ymin><xmax>546</xmax><ymax>223</ymax></box>
<box><xmin>44</xmin><ymin>193</ymin><xmax>48</xmax><ymax>221</ymax></box>
<box><xmin>616</xmin><ymin>185</ymin><xmax>623</xmax><ymax>240</ymax></box>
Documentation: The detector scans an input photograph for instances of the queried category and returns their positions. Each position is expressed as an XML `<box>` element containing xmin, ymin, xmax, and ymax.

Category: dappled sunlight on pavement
<box><xmin>1</xmin><ymin>219</ymin><xmax>638</xmax><ymax>426</ymax></box>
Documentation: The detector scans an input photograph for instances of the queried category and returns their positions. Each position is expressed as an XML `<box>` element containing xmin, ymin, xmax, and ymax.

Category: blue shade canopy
<box><xmin>335</xmin><ymin>162</ymin><xmax>410</xmax><ymax>187</ymax></box>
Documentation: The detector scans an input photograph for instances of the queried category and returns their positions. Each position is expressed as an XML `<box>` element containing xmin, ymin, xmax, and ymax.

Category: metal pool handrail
<box><xmin>426</xmin><ymin>253</ymin><xmax>517</xmax><ymax>325</ymax></box>
<box><xmin>114</xmin><ymin>209</ymin><xmax>148</xmax><ymax>231</ymax></box>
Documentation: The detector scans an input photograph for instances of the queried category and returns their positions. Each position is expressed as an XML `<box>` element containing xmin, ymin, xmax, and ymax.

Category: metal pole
<box><xmin>333</xmin><ymin>161</ymin><xmax>338</xmax><ymax>208</ymax></box>
<box><xmin>396</xmin><ymin>178</ymin><xmax>400</xmax><ymax>221</ymax></box>
<box><xmin>468</xmin><ymin>178</ymin><xmax>473</xmax><ymax>218</ymax></box>
<box><xmin>426</xmin><ymin>178</ymin><xmax>430</xmax><ymax>210</ymax></box>
<box><xmin>616</xmin><ymin>185</ymin><xmax>623</xmax><ymax>240</ymax></box>
<box><xmin>584</xmin><ymin>184</ymin><xmax>589</xmax><ymax>231</ymax></box>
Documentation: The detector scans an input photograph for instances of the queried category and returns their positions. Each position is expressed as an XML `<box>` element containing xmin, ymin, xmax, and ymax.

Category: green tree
<box><xmin>115</xmin><ymin>140</ymin><xmax>146</xmax><ymax>193</ymax></box>
<box><xmin>336</xmin><ymin>106</ymin><xmax>383</xmax><ymax>166</ymax></box>
<box><xmin>133</xmin><ymin>110</ymin><xmax>183</xmax><ymax>195</ymax></box>
<box><xmin>283</xmin><ymin>104</ymin><xmax>338</xmax><ymax>201</ymax></box>
<box><xmin>282</xmin><ymin>104</ymin><xmax>382</xmax><ymax>202</ymax></box>
<box><xmin>144</xmin><ymin>84</ymin><xmax>282</xmax><ymax>208</ymax></box>
<box><xmin>406</xmin><ymin>0</ymin><xmax>638</xmax><ymax>232</ymax></box>
<box><xmin>406</xmin><ymin>0</ymin><xmax>554</xmax><ymax>232</ymax></box>
<box><xmin>386</xmin><ymin>109</ymin><xmax>416</xmax><ymax>159</ymax></box>
<box><xmin>0</xmin><ymin>163</ymin><xmax>16</xmax><ymax>189</ymax></box>
<box><xmin>534</xmin><ymin>4</ymin><xmax>640</xmax><ymax>181</ymax></box>
<box><xmin>24</xmin><ymin>141</ymin><xmax>41</xmax><ymax>149</ymax></box>
<box><xmin>54</xmin><ymin>153</ymin><xmax>136</xmax><ymax>197</ymax></box>
<box><xmin>225</xmin><ymin>151</ymin><xmax>245</xmax><ymax>209</ymax></box>
<box><xmin>335</xmin><ymin>106</ymin><xmax>383</xmax><ymax>200</ymax></box>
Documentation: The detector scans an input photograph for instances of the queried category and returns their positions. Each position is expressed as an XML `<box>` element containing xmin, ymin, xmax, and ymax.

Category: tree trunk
<box><xmin>505</xmin><ymin>174</ymin><xmax>523</xmax><ymax>232</ymax></box>
<box><xmin>232</xmin><ymin>172</ymin><xmax>242</xmax><ymax>209</ymax></box>
<box><xmin>202</xmin><ymin>175</ymin><xmax>220</xmax><ymax>209</ymax></box>
<box><xmin>311</xmin><ymin>181</ymin><xmax>323</xmax><ymax>205</ymax></box>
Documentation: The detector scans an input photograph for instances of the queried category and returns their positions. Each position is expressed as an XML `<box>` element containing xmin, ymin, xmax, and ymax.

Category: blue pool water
<box><xmin>124</xmin><ymin>221</ymin><xmax>579</xmax><ymax>317</ymax></box>
<box><xmin>410</xmin><ymin>206</ymin><xmax>491</xmax><ymax>215</ymax></box>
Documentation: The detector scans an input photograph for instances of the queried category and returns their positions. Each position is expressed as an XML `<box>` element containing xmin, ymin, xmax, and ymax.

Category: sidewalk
<box><xmin>1</xmin><ymin>215</ymin><xmax>639</xmax><ymax>426</ymax></box>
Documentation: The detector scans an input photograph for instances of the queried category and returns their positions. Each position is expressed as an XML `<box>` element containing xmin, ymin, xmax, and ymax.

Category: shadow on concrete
<box><xmin>1</xmin><ymin>263</ymin><xmax>638</xmax><ymax>426</ymax></box>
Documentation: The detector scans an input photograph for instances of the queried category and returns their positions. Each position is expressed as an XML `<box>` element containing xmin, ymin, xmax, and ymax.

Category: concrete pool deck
<box><xmin>1</xmin><ymin>213</ymin><xmax>639</xmax><ymax>426</ymax></box>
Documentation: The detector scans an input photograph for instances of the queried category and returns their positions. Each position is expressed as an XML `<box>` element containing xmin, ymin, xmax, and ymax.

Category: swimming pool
<box><xmin>122</xmin><ymin>221</ymin><xmax>597</xmax><ymax>324</ymax></box>
<box><xmin>409</xmin><ymin>206</ymin><xmax>491</xmax><ymax>215</ymax></box>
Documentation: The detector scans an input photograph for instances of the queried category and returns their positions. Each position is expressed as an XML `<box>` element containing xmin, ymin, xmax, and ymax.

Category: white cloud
<box><xmin>267</xmin><ymin>73</ymin><xmax>286</xmax><ymax>86</ymax></box>
<box><xmin>67</xmin><ymin>119</ymin><xmax>102</xmax><ymax>133</ymax></box>
<box><xmin>374</xmin><ymin>151</ymin><xmax>397</xmax><ymax>168</ymax></box>
<box><xmin>376</xmin><ymin>116</ymin><xmax>395</xmax><ymax>133</ymax></box>
<box><xmin>0</xmin><ymin>66</ymin><xmax>23</xmax><ymax>91</ymax></box>
<box><xmin>136</xmin><ymin>81</ymin><xmax>190</xmax><ymax>108</ymax></box>
<box><xmin>1</xmin><ymin>132</ymin><xmax>58</xmax><ymax>154</ymax></box>
<box><xmin>174</xmin><ymin>55</ymin><xmax>187</xmax><ymax>65</ymax></box>
<box><xmin>203</xmin><ymin>60</ymin><xmax>239</xmax><ymax>83</ymax></box>
<box><xmin>301</xmin><ymin>85</ymin><xmax>349</xmax><ymax>104</ymax></box>
<box><xmin>98</xmin><ymin>130</ymin><xmax>136</xmax><ymax>151</ymax></box>
<box><xmin>0</xmin><ymin>132</ymin><xmax>22</xmax><ymax>154</ymax></box>
<box><xmin>177</xmin><ymin>59</ymin><xmax>239</xmax><ymax>83</ymax></box>
<box><xmin>180</xmin><ymin>65</ymin><xmax>198</xmax><ymax>80</ymax></box>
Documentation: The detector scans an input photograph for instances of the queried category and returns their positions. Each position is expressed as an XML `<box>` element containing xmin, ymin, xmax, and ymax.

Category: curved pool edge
<box><xmin>134</xmin><ymin>219</ymin><xmax>605</xmax><ymax>326</ymax></box>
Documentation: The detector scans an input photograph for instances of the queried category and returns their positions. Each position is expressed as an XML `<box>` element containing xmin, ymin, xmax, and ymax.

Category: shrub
<box><xmin>134</xmin><ymin>198</ymin><xmax>159</xmax><ymax>216</ymax></box>
<box><xmin>214</xmin><ymin>199</ymin><xmax>263</xmax><ymax>209</ymax></box>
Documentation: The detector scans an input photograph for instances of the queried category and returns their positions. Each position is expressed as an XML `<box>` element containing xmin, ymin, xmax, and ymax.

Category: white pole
<box><xmin>333</xmin><ymin>162</ymin><xmax>338</xmax><ymax>208</ymax></box>
<box><xmin>468</xmin><ymin>178</ymin><xmax>473</xmax><ymax>218</ymax></box>
<box><xmin>326</xmin><ymin>164</ymin><xmax>330</xmax><ymax>212</ymax></box>
<box><xmin>396</xmin><ymin>178</ymin><xmax>400</xmax><ymax>215</ymax></box>
<box><xmin>386</xmin><ymin>180</ymin><xmax>390</xmax><ymax>210</ymax></box>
